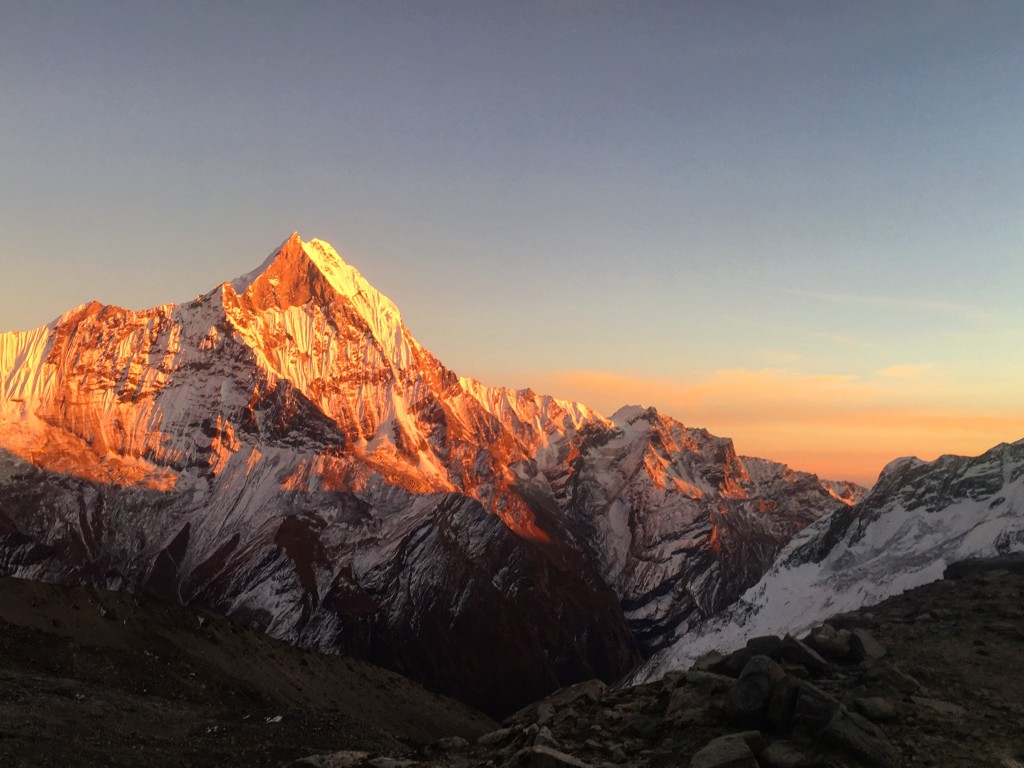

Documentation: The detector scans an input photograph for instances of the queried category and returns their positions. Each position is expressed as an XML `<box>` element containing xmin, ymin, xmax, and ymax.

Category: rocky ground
<box><xmin>0</xmin><ymin>577</ymin><xmax>495</xmax><ymax>767</ymax></box>
<box><xmin>2</xmin><ymin>556</ymin><xmax>1023</xmax><ymax>767</ymax></box>
<box><xmin>295</xmin><ymin>555</ymin><xmax>1024</xmax><ymax>768</ymax></box>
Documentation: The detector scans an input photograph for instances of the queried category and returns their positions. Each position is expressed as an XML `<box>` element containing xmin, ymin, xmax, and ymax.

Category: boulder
<box><xmin>711</xmin><ymin>636</ymin><xmax>783</xmax><ymax>677</ymax></box>
<box><xmin>746</xmin><ymin>635</ymin><xmax>785</xmax><ymax>658</ymax></box>
<box><xmin>292</xmin><ymin>752</ymin><xmax>372</xmax><ymax>768</ymax></box>
<box><xmin>660</xmin><ymin>670</ymin><xmax>689</xmax><ymax>690</ymax></box>
<box><xmin>625</xmin><ymin>714</ymin><xmax>663</xmax><ymax>739</ymax></box>
<box><xmin>692</xmin><ymin>650</ymin><xmax>726</xmax><ymax>672</ymax></box>
<box><xmin>533</xmin><ymin>726</ymin><xmax>558</xmax><ymax>749</ymax></box>
<box><xmin>690</xmin><ymin>732</ymin><xmax>762</xmax><ymax>768</ymax></box>
<box><xmin>850</xmin><ymin>629</ymin><xmax>886</xmax><ymax>661</ymax></box>
<box><xmin>910</xmin><ymin>696</ymin><xmax>967</xmax><ymax>717</ymax></box>
<box><xmin>807</xmin><ymin>626</ymin><xmax>852</xmax><ymax>660</ymax></box>
<box><xmin>516</xmin><ymin>745</ymin><xmax>594</xmax><ymax>768</ymax></box>
<box><xmin>854</xmin><ymin>697</ymin><xmax>899</xmax><ymax>723</ymax></box>
<box><xmin>818</xmin><ymin>710</ymin><xmax>899</xmax><ymax>767</ymax></box>
<box><xmin>790</xmin><ymin>681</ymin><xmax>841</xmax><ymax>734</ymax></box>
<box><xmin>861</xmin><ymin>662</ymin><xmax>921</xmax><ymax>694</ymax></box>
<box><xmin>725</xmin><ymin>655</ymin><xmax>786</xmax><ymax>727</ymax></box>
<box><xmin>780</xmin><ymin>636</ymin><xmax>831</xmax><ymax>677</ymax></box>
<box><xmin>421</xmin><ymin>735</ymin><xmax>469</xmax><ymax>758</ymax></box>
<box><xmin>759</xmin><ymin>740</ymin><xmax>823</xmax><ymax>768</ymax></box>
<box><xmin>765</xmin><ymin>676</ymin><xmax>802</xmax><ymax>732</ymax></box>
<box><xmin>665</xmin><ymin>685</ymin><xmax>711</xmax><ymax>725</ymax></box>
<box><xmin>478</xmin><ymin>726</ymin><xmax>519</xmax><ymax>746</ymax></box>
<box><xmin>685</xmin><ymin>670</ymin><xmax>736</xmax><ymax>694</ymax></box>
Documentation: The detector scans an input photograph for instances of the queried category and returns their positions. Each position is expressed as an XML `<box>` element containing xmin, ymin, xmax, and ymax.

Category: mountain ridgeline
<box><xmin>0</xmin><ymin>234</ymin><xmax>863</xmax><ymax>716</ymax></box>
<box><xmin>635</xmin><ymin>437</ymin><xmax>1024</xmax><ymax>683</ymax></box>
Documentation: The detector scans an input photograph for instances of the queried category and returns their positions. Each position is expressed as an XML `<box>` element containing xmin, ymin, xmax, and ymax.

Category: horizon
<box><xmin>3</xmin><ymin>3</ymin><xmax>1023</xmax><ymax>487</ymax></box>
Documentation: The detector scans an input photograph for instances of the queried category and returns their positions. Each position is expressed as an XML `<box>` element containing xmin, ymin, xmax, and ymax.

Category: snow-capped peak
<box><xmin>229</xmin><ymin>233</ymin><xmax>299</xmax><ymax>294</ymax></box>
<box><xmin>610</xmin><ymin>405</ymin><xmax>651</xmax><ymax>426</ymax></box>
<box><xmin>221</xmin><ymin>232</ymin><xmax>418</xmax><ymax>379</ymax></box>
<box><xmin>878</xmin><ymin>455</ymin><xmax>928</xmax><ymax>479</ymax></box>
<box><xmin>229</xmin><ymin>232</ymin><xmax>404</xmax><ymax>323</ymax></box>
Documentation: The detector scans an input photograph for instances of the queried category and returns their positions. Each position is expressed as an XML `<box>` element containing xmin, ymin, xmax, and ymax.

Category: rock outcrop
<box><xmin>293</xmin><ymin>556</ymin><xmax>1024</xmax><ymax>767</ymax></box>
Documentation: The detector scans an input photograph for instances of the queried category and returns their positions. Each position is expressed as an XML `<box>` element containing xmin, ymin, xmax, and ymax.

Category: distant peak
<box><xmin>611</xmin><ymin>405</ymin><xmax>656</xmax><ymax>426</ymax></box>
<box><xmin>878</xmin><ymin>455</ymin><xmax>927</xmax><ymax>479</ymax></box>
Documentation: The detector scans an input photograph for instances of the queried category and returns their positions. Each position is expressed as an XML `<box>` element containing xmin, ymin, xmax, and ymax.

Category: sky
<box><xmin>2</xmin><ymin>1</ymin><xmax>1023</xmax><ymax>486</ymax></box>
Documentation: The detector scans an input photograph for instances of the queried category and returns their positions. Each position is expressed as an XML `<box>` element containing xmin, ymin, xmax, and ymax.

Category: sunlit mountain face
<box><xmin>0</xmin><ymin>233</ymin><xmax>862</xmax><ymax>716</ymax></box>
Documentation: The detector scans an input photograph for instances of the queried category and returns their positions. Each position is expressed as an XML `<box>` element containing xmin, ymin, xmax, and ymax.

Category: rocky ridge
<box><xmin>295</xmin><ymin>555</ymin><xmax>1024</xmax><ymax>768</ymax></box>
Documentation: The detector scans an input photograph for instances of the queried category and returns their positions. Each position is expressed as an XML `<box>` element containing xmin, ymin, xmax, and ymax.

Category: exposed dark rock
<box><xmin>860</xmin><ymin>662</ymin><xmax>921</xmax><ymax>694</ymax></box>
<box><xmin>685</xmin><ymin>670</ymin><xmax>736</xmax><ymax>693</ymax></box>
<box><xmin>909</xmin><ymin>696</ymin><xmax>967</xmax><ymax>717</ymax></box>
<box><xmin>693</xmin><ymin>650</ymin><xmax>726</xmax><ymax>672</ymax></box>
<box><xmin>805</xmin><ymin>624</ymin><xmax>852</xmax><ymax>660</ymax></box>
<box><xmin>765</xmin><ymin>675</ymin><xmax>802</xmax><ymax>732</ymax></box>
<box><xmin>854</xmin><ymin>697</ymin><xmax>899</xmax><ymax>723</ymax></box>
<box><xmin>711</xmin><ymin>635</ymin><xmax>784</xmax><ymax>677</ymax></box>
<box><xmin>424</xmin><ymin>736</ymin><xmax>469</xmax><ymax>756</ymax></box>
<box><xmin>850</xmin><ymin>628</ymin><xmax>886</xmax><ymax>661</ymax></box>
<box><xmin>790</xmin><ymin>681</ymin><xmax>841</xmax><ymax>733</ymax></box>
<box><xmin>665</xmin><ymin>685</ymin><xmax>713</xmax><ymax>725</ymax></box>
<box><xmin>689</xmin><ymin>732</ymin><xmax>761</xmax><ymax>768</ymax></box>
<box><xmin>759</xmin><ymin>740</ymin><xmax>823</xmax><ymax>768</ymax></box>
<box><xmin>515</xmin><ymin>745</ymin><xmax>593</xmax><ymax>767</ymax></box>
<box><xmin>818</xmin><ymin>710</ymin><xmax>899</xmax><ymax>767</ymax></box>
<box><xmin>745</xmin><ymin>635</ymin><xmax>785</xmax><ymax>658</ymax></box>
<box><xmin>624</xmin><ymin>713</ymin><xmax>663</xmax><ymax>739</ymax></box>
<box><xmin>293</xmin><ymin>751</ymin><xmax>373</xmax><ymax>767</ymax></box>
<box><xmin>477</xmin><ymin>727</ymin><xmax>518</xmax><ymax>746</ymax></box>
<box><xmin>724</xmin><ymin>655</ymin><xmax>786</xmax><ymax>726</ymax></box>
<box><xmin>779</xmin><ymin>636</ymin><xmax>831</xmax><ymax>677</ymax></box>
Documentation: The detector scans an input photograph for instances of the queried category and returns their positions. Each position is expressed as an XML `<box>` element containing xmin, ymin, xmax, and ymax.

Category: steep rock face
<box><xmin>635</xmin><ymin>439</ymin><xmax>1024</xmax><ymax>682</ymax></box>
<box><xmin>0</xmin><ymin>233</ymin><xmax>861</xmax><ymax>711</ymax></box>
<box><xmin>0</xmin><ymin>447</ymin><xmax>636</xmax><ymax>717</ymax></box>
<box><xmin>528</xmin><ymin>406</ymin><xmax>863</xmax><ymax>653</ymax></box>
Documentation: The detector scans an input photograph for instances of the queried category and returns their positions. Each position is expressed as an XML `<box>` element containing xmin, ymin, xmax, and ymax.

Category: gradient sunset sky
<box><xmin>3</xmin><ymin>2</ymin><xmax>1023</xmax><ymax>485</ymax></box>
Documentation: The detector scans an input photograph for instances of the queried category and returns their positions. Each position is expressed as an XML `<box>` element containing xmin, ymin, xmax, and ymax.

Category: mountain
<box><xmin>634</xmin><ymin>439</ymin><xmax>1024</xmax><ymax>683</ymax></box>
<box><xmin>0</xmin><ymin>233</ymin><xmax>861</xmax><ymax>715</ymax></box>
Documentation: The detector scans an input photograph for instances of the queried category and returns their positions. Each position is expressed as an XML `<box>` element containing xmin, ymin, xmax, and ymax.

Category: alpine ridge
<box><xmin>634</xmin><ymin>438</ymin><xmax>1024</xmax><ymax>683</ymax></box>
<box><xmin>0</xmin><ymin>233</ymin><xmax>863</xmax><ymax>715</ymax></box>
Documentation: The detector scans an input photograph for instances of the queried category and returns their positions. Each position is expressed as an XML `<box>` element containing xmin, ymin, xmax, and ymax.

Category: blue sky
<box><xmin>2</xmin><ymin>2</ymin><xmax>1023</xmax><ymax>483</ymax></box>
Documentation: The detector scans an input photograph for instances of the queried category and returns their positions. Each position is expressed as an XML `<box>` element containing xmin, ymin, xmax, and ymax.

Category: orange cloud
<box><xmin>492</xmin><ymin>368</ymin><xmax>1024</xmax><ymax>487</ymax></box>
<box><xmin>876</xmin><ymin>364</ymin><xmax>932</xmax><ymax>378</ymax></box>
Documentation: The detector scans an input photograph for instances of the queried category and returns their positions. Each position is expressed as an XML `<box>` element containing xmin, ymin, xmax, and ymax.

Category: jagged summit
<box><xmin>226</xmin><ymin>232</ymin><xmax>405</xmax><ymax>326</ymax></box>
<box><xmin>229</xmin><ymin>232</ymin><xmax>301</xmax><ymax>293</ymax></box>
<box><xmin>610</xmin><ymin>404</ymin><xmax>649</xmax><ymax>425</ymax></box>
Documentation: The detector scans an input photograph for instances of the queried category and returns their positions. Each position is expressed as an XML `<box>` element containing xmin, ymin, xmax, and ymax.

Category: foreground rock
<box><xmin>295</xmin><ymin>555</ymin><xmax>1024</xmax><ymax>768</ymax></box>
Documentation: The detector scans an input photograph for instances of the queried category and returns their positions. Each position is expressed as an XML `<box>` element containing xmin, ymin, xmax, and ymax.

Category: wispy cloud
<box><xmin>788</xmin><ymin>289</ymin><xmax>989</xmax><ymax>321</ymax></box>
<box><xmin>876</xmin><ymin>364</ymin><xmax>932</xmax><ymax>378</ymax></box>
<box><xmin>805</xmin><ymin>330</ymin><xmax>874</xmax><ymax>348</ymax></box>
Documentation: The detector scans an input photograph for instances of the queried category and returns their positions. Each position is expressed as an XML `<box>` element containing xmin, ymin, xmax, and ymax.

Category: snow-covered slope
<box><xmin>0</xmin><ymin>233</ymin><xmax>863</xmax><ymax>712</ymax></box>
<box><xmin>634</xmin><ymin>439</ymin><xmax>1024</xmax><ymax>682</ymax></box>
